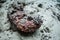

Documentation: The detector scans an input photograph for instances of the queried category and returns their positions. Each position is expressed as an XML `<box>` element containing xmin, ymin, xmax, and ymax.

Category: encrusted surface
<box><xmin>0</xmin><ymin>0</ymin><xmax>60</xmax><ymax>40</ymax></box>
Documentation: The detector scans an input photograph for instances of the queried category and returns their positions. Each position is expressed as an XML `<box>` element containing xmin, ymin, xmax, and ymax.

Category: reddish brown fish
<box><xmin>8</xmin><ymin>10</ymin><xmax>43</xmax><ymax>33</ymax></box>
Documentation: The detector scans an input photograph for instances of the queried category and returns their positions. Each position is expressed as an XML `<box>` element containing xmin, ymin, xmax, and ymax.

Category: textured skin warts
<box><xmin>9</xmin><ymin>11</ymin><xmax>43</xmax><ymax>33</ymax></box>
<box><xmin>17</xmin><ymin>20</ymin><xmax>37</xmax><ymax>32</ymax></box>
<box><xmin>9</xmin><ymin>11</ymin><xmax>25</xmax><ymax>25</ymax></box>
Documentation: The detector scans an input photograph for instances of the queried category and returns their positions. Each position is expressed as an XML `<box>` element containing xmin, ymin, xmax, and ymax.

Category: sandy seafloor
<box><xmin>0</xmin><ymin>0</ymin><xmax>60</xmax><ymax>40</ymax></box>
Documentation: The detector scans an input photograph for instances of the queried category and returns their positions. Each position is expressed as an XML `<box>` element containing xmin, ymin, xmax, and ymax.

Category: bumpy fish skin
<box><xmin>8</xmin><ymin>10</ymin><xmax>43</xmax><ymax>33</ymax></box>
